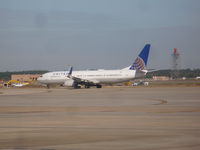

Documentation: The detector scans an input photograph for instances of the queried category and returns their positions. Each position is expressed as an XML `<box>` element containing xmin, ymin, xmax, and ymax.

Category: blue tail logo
<box><xmin>130</xmin><ymin>44</ymin><xmax>150</xmax><ymax>70</ymax></box>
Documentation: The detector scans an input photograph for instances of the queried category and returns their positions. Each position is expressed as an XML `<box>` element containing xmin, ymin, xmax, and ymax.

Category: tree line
<box><xmin>146</xmin><ymin>69</ymin><xmax>200</xmax><ymax>78</ymax></box>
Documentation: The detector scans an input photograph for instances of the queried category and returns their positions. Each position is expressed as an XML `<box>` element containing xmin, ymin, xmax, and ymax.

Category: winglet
<box><xmin>67</xmin><ymin>66</ymin><xmax>73</xmax><ymax>77</ymax></box>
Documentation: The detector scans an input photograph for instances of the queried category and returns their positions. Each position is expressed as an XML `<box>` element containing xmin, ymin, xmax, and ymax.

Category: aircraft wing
<box><xmin>67</xmin><ymin>67</ymin><xmax>99</xmax><ymax>86</ymax></box>
<box><xmin>70</xmin><ymin>76</ymin><xmax>99</xmax><ymax>84</ymax></box>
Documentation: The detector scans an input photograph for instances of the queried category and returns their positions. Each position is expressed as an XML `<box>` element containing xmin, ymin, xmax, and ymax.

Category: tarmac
<box><xmin>0</xmin><ymin>87</ymin><xmax>200</xmax><ymax>150</ymax></box>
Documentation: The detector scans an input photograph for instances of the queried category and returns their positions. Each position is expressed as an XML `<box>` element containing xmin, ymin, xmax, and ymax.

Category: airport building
<box><xmin>152</xmin><ymin>76</ymin><xmax>170</xmax><ymax>81</ymax></box>
<box><xmin>11</xmin><ymin>74</ymin><xmax>41</xmax><ymax>82</ymax></box>
<box><xmin>0</xmin><ymin>80</ymin><xmax>4</xmax><ymax>88</ymax></box>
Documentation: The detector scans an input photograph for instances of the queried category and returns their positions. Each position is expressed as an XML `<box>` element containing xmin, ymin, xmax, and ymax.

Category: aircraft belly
<box><xmin>44</xmin><ymin>79</ymin><xmax>65</xmax><ymax>84</ymax></box>
<box><xmin>98</xmin><ymin>77</ymin><xmax>132</xmax><ymax>84</ymax></box>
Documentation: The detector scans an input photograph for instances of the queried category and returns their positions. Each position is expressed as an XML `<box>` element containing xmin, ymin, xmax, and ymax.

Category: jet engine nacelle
<box><xmin>63</xmin><ymin>79</ymin><xmax>74</xmax><ymax>87</ymax></box>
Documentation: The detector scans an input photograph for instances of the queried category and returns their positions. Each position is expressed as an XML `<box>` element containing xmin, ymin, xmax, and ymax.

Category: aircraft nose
<box><xmin>37</xmin><ymin>76</ymin><xmax>43</xmax><ymax>82</ymax></box>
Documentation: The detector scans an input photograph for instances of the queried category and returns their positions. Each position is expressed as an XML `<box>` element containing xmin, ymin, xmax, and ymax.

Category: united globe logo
<box><xmin>130</xmin><ymin>57</ymin><xmax>145</xmax><ymax>70</ymax></box>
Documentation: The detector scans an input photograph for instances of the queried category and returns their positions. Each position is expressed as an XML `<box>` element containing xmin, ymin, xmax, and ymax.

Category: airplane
<box><xmin>37</xmin><ymin>44</ymin><xmax>150</xmax><ymax>89</ymax></box>
<box><xmin>12</xmin><ymin>82</ymin><xmax>29</xmax><ymax>87</ymax></box>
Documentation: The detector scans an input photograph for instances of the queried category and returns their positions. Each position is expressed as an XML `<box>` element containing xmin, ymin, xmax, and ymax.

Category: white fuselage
<box><xmin>38</xmin><ymin>69</ymin><xmax>144</xmax><ymax>85</ymax></box>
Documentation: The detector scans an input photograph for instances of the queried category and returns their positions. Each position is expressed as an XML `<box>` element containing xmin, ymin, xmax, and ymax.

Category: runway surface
<box><xmin>0</xmin><ymin>87</ymin><xmax>200</xmax><ymax>150</ymax></box>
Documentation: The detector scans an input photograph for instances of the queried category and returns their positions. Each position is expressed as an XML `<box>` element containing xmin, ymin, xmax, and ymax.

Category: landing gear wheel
<box><xmin>47</xmin><ymin>84</ymin><xmax>50</xmax><ymax>89</ymax></box>
<box><xmin>96</xmin><ymin>84</ymin><xmax>102</xmax><ymax>88</ymax></box>
<box><xmin>85</xmin><ymin>85</ymin><xmax>90</xmax><ymax>88</ymax></box>
<box><xmin>73</xmin><ymin>83</ymin><xmax>81</xmax><ymax>89</ymax></box>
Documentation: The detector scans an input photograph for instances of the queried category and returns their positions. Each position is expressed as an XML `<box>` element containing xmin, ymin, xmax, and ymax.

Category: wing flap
<box><xmin>67</xmin><ymin>66</ymin><xmax>99</xmax><ymax>85</ymax></box>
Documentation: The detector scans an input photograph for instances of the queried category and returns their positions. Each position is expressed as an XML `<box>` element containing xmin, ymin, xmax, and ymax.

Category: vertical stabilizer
<box><xmin>129</xmin><ymin>44</ymin><xmax>150</xmax><ymax>70</ymax></box>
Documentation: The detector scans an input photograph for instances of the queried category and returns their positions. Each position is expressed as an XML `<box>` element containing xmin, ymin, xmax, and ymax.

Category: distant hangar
<box><xmin>11</xmin><ymin>74</ymin><xmax>41</xmax><ymax>82</ymax></box>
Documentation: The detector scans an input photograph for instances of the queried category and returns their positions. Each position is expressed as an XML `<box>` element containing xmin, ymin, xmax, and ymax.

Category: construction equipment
<box><xmin>4</xmin><ymin>80</ymin><xmax>29</xmax><ymax>87</ymax></box>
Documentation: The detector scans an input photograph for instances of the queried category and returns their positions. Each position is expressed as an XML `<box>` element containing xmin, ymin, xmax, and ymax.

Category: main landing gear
<box><xmin>73</xmin><ymin>83</ymin><xmax>81</xmax><ymax>89</ymax></box>
<box><xmin>85</xmin><ymin>85</ymin><xmax>90</xmax><ymax>88</ymax></box>
<box><xmin>84</xmin><ymin>84</ymin><xmax>102</xmax><ymax>89</ymax></box>
<box><xmin>96</xmin><ymin>84</ymin><xmax>102</xmax><ymax>88</ymax></box>
<box><xmin>47</xmin><ymin>84</ymin><xmax>50</xmax><ymax>89</ymax></box>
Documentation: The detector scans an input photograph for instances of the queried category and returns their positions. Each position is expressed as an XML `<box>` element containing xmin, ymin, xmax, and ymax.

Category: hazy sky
<box><xmin>0</xmin><ymin>0</ymin><xmax>200</xmax><ymax>71</ymax></box>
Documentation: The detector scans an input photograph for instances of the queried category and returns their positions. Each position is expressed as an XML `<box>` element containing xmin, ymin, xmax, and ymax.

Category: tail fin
<box><xmin>129</xmin><ymin>44</ymin><xmax>150</xmax><ymax>70</ymax></box>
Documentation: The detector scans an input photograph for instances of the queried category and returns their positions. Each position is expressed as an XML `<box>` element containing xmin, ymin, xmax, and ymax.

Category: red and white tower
<box><xmin>171</xmin><ymin>48</ymin><xmax>180</xmax><ymax>79</ymax></box>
